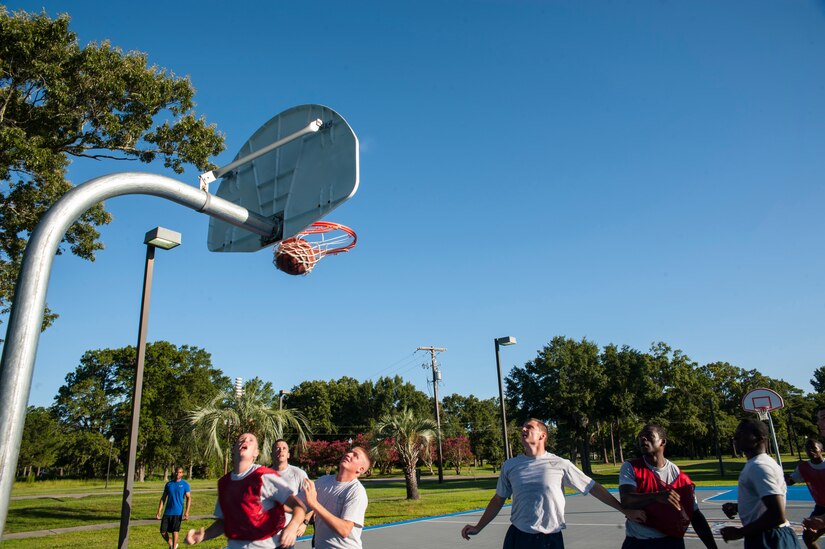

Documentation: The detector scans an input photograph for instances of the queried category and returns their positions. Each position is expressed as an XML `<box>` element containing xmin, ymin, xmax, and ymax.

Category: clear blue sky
<box><xmin>6</xmin><ymin>0</ymin><xmax>825</xmax><ymax>407</ymax></box>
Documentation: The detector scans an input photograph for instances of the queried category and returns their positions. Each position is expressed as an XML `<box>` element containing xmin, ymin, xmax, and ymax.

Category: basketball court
<box><xmin>289</xmin><ymin>487</ymin><xmax>814</xmax><ymax>548</ymax></box>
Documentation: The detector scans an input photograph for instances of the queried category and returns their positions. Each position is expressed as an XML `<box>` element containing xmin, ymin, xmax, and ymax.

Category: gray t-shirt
<box><xmin>619</xmin><ymin>458</ymin><xmax>696</xmax><ymax>539</ymax></box>
<box><xmin>276</xmin><ymin>464</ymin><xmax>308</xmax><ymax>525</ymax></box>
<box><xmin>496</xmin><ymin>452</ymin><xmax>595</xmax><ymax>534</ymax></box>
<box><xmin>304</xmin><ymin>474</ymin><xmax>368</xmax><ymax>549</ymax></box>
<box><xmin>738</xmin><ymin>453</ymin><xmax>788</xmax><ymax>527</ymax></box>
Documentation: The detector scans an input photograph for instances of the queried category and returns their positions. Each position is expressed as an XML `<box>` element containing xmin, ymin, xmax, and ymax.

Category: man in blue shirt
<box><xmin>157</xmin><ymin>466</ymin><xmax>191</xmax><ymax>549</ymax></box>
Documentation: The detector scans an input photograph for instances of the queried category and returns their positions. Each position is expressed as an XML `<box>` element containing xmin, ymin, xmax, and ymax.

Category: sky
<box><xmin>4</xmin><ymin>0</ymin><xmax>825</xmax><ymax>408</ymax></box>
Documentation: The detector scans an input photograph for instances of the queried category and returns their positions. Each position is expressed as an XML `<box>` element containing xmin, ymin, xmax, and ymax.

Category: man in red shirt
<box><xmin>185</xmin><ymin>433</ymin><xmax>306</xmax><ymax>548</ymax></box>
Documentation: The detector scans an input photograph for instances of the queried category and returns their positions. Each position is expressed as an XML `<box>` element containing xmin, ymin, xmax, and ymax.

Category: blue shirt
<box><xmin>162</xmin><ymin>479</ymin><xmax>190</xmax><ymax>516</ymax></box>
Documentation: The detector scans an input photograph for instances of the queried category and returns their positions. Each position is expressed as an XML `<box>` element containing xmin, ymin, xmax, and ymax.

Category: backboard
<box><xmin>741</xmin><ymin>387</ymin><xmax>784</xmax><ymax>413</ymax></box>
<box><xmin>207</xmin><ymin>104</ymin><xmax>359</xmax><ymax>252</ymax></box>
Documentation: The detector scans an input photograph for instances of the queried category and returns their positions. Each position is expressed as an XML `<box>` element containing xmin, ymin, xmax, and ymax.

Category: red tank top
<box><xmin>799</xmin><ymin>461</ymin><xmax>825</xmax><ymax>506</ymax></box>
<box><xmin>630</xmin><ymin>457</ymin><xmax>694</xmax><ymax>538</ymax></box>
<box><xmin>218</xmin><ymin>466</ymin><xmax>286</xmax><ymax>541</ymax></box>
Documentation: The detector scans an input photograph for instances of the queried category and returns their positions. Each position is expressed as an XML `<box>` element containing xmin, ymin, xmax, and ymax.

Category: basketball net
<box><xmin>756</xmin><ymin>407</ymin><xmax>769</xmax><ymax>421</ymax></box>
<box><xmin>273</xmin><ymin>221</ymin><xmax>356</xmax><ymax>276</ymax></box>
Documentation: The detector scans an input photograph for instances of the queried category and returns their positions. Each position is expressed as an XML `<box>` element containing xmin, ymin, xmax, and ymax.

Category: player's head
<box><xmin>174</xmin><ymin>466</ymin><xmax>184</xmax><ymax>480</ymax></box>
<box><xmin>340</xmin><ymin>446</ymin><xmax>372</xmax><ymax>477</ymax></box>
<box><xmin>637</xmin><ymin>424</ymin><xmax>667</xmax><ymax>457</ymax></box>
<box><xmin>805</xmin><ymin>438</ymin><xmax>824</xmax><ymax>461</ymax></box>
<box><xmin>734</xmin><ymin>419</ymin><xmax>768</xmax><ymax>454</ymax></box>
<box><xmin>521</xmin><ymin>419</ymin><xmax>548</xmax><ymax>449</ymax></box>
<box><xmin>233</xmin><ymin>432</ymin><xmax>260</xmax><ymax>464</ymax></box>
<box><xmin>273</xmin><ymin>439</ymin><xmax>290</xmax><ymax>466</ymax></box>
<box><xmin>817</xmin><ymin>408</ymin><xmax>825</xmax><ymax>437</ymax></box>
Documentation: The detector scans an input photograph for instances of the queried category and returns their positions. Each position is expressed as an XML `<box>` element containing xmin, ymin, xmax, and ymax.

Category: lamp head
<box><xmin>496</xmin><ymin>336</ymin><xmax>517</xmax><ymax>346</ymax></box>
<box><xmin>144</xmin><ymin>227</ymin><xmax>182</xmax><ymax>250</ymax></box>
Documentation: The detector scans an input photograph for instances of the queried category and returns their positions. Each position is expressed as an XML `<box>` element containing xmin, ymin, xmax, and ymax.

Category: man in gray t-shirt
<box><xmin>273</xmin><ymin>439</ymin><xmax>311</xmax><ymax>538</ymax></box>
<box><xmin>461</xmin><ymin>418</ymin><xmax>645</xmax><ymax>549</ymax></box>
<box><xmin>302</xmin><ymin>446</ymin><xmax>370</xmax><ymax>549</ymax></box>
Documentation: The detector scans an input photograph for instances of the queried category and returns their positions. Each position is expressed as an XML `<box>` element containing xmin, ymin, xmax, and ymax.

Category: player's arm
<box><xmin>183</xmin><ymin>491</ymin><xmax>191</xmax><ymax>520</ymax></box>
<box><xmin>619</xmin><ymin>484</ymin><xmax>681</xmax><ymax>510</ymax></box>
<box><xmin>721</xmin><ymin>495</ymin><xmax>785</xmax><ymax>541</ymax></box>
<box><xmin>184</xmin><ymin>519</ymin><xmax>224</xmax><ymax>545</ymax></box>
<box><xmin>690</xmin><ymin>509</ymin><xmax>718</xmax><ymax>549</ymax></box>
<box><xmin>302</xmin><ymin>479</ymin><xmax>356</xmax><ymax>539</ymax></box>
<box><xmin>590</xmin><ymin>483</ymin><xmax>645</xmax><ymax>523</ymax></box>
<box><xmin>461</xmin><ymin>494</ymin><xmax>506</xmax><ymax>540</ymax></box>
<box><xmin>156</xmin><ymin>489</ymin><xmax>168</xmax><ymax>519</ymax></box>
<box><xmin>279</xmin><ymin>495</ymin><xmax>306</xmax><ymax>547</ymax></box>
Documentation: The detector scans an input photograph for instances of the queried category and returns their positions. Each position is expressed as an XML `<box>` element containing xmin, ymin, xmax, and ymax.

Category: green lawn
<box><xmin>1</xmin><ymin>455</ymin><xmax>804</xmax><ymax>548</ymax></box>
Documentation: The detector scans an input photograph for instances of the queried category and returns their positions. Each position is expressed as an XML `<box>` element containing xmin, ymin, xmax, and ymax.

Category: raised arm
<box><xmin>590</xmin><ymin>483</ymin><xmax>646</xmax><ymax>523</ymax></box>
<box><xmin>303</xmin><ymin>479</ymin><xmax>356</xmax><ymax>539</ymax></box>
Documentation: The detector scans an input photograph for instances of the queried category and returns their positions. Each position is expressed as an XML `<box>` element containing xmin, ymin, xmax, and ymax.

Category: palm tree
<box><xmin>374</xmin><ymin>407</ymin><xmax>436</xmax><ymax>500</ymax></box>
<box><xmin>189</xmin><ymin>380</ymin><xmax>310</xmax><ymax>469</ymax></box>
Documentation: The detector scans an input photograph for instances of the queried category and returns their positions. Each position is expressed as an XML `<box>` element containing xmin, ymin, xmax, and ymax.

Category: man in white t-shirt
<box><xmin>460</xmin><ymin>418</ymin><xmax>645</xmax><ymax>549</ymax></box>
<box><xmin>721</xmin><ymin>419</ymin><xmax>800</xmax><ymax>549</ymax></box>
<box><xmin>185</xmin><ymin>433</ymin><xmax>306</xmax><ymax>548</ymax></box>
<box><xmin>301</xmin><ymin>446</ymin><xmax>370</xmax><ymax>549</ymax></box>
<box><xmin>273</xmin><ymin>439</ymin><xmax>312</xmax><ymax>538</ymax></box>
<box><xmin>619</xmin><ymin>424</ymin><xmax>716</xmax><ymax>549</ymax></box>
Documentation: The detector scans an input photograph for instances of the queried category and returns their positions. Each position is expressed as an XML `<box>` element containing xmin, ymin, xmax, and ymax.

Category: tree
<box><xmin>442</xmin><ymin>436</ymin><xmax>474</xmax><ymax>475</ymax></box>
<box><xmin>811</xmin><ymin>366</ymin><xmax>825</xmax><ymax>394</ymax></box>
<box><xmin>506</xmin><ymin>336</ymin><xmax>605</xmax><ymax>474</ymax></box>
<box><xmin>374</xmin><ymin>408</ymin><xmax>436</xmax><ymax>500</ymax></box>
<box><xmin>189</xmin><ymin>377</ymin><xmax>311</xmax><ymax>466</ymax></box>
<box><xmin>18</xmin><ymin>406</ymin><xmax>63</xmax><ymax>476</ymax></box>
<box><xmin>52</xmin><ymin>342</ymin><xmax>225</xmax><ymax>479</ymax></box>
<box><xmin>0</xmin><ymin>8</ymin><xmax>224</xmax><ymax>330</ymax></box>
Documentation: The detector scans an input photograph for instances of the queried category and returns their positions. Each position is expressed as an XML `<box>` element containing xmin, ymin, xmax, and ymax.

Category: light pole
<box><xmin>278</xmin><ymin>390</ymin><xmax>290</xmax><ymax>410</ymax></box>
<box><xmin>118</xmin><ymin>227</ymin><xmax>181</xmax><ymax>549</ymax></box>
<box><xmin>105</xmin><ymin>435</ymin><xmax>115</xmax><ymax>489</ymax></box>
<box><xmin>705</xmin><ymin>399</ymin><xmax>724</xmax><ymax>477</ymax></box>
<box><xmin>225</xmin><ymin>377</ymin><xmax>244</xmax><ymax>475</ymax></box>
<box><xmin>494</xmin><ymin>336</ymin><xmax>517</xmax><ymax>461</ymax></box>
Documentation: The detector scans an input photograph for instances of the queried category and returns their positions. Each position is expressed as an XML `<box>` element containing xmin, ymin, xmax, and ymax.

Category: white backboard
<box><xmin>741</xmin><ymin>387</ymin><xmax>784</xmax><ymax>412</ymax></box>
<box><xmin>207</xmin><ymin>104</ymin><xmax>359</xmax><ymax>252</ymax></box>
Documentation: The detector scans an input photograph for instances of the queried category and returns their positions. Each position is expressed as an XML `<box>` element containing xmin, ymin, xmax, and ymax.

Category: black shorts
<box><xmin>160</xmin><ymin>514</ymin><xmax>182</xmax><ymax>533</ymax></box>
<box><xmin>503</xmin><ymin>525</ymin><xmax>564</xmax><ymax>549</ymax></box>
<box><xmin>622</xmin><ymin>537</ymin><xmax>686</xmax><ymax>549</ymax></box>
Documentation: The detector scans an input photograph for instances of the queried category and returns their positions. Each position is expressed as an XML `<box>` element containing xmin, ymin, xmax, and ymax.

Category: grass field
<box><xmin>1</xmin><ymin>455</ymin><xmax>803</xmax><ymax>548</ymax></box>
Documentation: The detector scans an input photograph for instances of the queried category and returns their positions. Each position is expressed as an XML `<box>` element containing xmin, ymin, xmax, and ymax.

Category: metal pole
<box><xmin>495</xmin><ymin>340</ymin><xmax>511</xmax><ymax>461</ymax></box>
<box><xmin>766</xmin><ymin>412</ymin><xmax>782</xmax><ymax>467</ymax></box>
<box><xmin>105</xmin><ymin>436</ymin><xmax>115</xmax><ymax>489</ymax></box>
<box><xmin>0</xmin><ymin>173</ymin><xmax>279</xmax><ymax>532</ymax></box>
<box><xmin>417</xmin><ymin>346</ymin><xmax>446</xmax><ymax>483</ymax></box>
<box><xmin>117</xmin><ymin>242</ymin><xmax>156</xmax><ymax>548</ymax></box>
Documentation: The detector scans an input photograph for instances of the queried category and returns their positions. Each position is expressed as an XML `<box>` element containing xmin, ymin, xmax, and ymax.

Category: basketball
<box><xmin>274</xmin><ymin>238</ymin><xmax>317</xmax><ymax>276</ymax></box>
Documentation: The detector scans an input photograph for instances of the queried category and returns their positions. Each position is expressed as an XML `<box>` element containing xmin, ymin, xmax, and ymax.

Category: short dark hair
<box><xmin>805</xmin><ymin>438</ymin><xmax>824</xmax><ymax>451</ymax></box>
<box><xmin>639</xmin><ymin>424</ymin><xmax>667</xmax><ymax>444</ymax></box>
<box><xmin>274</xmin><ymin>438</ymin><xmax>288</xmax><ymax>449</ymax></box>
<box><xmin>737</xmin><ymin>418</ymin><xmax>769</xmax><ymax>439</ymax></box>
<box><xmin>525</xmin><ymin>418</ymin><xmax>548</xmax><ymax>436</ymax></box>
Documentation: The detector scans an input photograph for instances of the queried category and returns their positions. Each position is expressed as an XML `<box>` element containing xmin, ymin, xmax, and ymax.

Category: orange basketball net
<box><xmin>273</xmin><ymin>221</ymin><xmax>357</xmax><ymax>276</ymax></box>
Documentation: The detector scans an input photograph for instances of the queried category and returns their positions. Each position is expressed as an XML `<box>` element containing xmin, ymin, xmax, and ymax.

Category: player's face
<box><xmin>806</xmin><ymin>440</ymin><xmax>823</xmax><ymax>461</ymax></box>
<box><xmin>175</xmin><ymin>468</ymin><xmax>184</xmax><ymax>480</ymax></box>
<box><xmin>234</xmin><ymin>433</ymin><xmax>260</xmax><ymax>462</ymax></box>
<box><xmin>733</xmin><ymin>424</ymin><xmax>761</xmax><ymax>453</ymax></box>
<box><xmin>274</xmin><ymin>441</ymin><xmax>290</xmax><ymax>463</ymax></box>
<box><xmin>341</xmin><ymin>447</ymin><xmax>369</xmax><ymax>475</ymax></box>
<box><xmin>521</xmin><ymin>421</ymin><xmax>546</xmax><ymax>446</ymax></box>
<box><xmin>637</xmin><ymin>429</ymin><xmax>665</xmax><ymax>456</ymax></box>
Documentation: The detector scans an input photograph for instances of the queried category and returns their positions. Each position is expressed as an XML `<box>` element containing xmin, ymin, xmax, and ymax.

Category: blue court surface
<box><xmin>291</xmin><ymin>487</ymin><xmax>815</xmax><ymax>548</ymax></box>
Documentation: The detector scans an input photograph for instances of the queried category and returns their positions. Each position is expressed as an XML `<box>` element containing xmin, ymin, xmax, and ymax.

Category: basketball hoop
<box><xmin>756</xmin><ymin>407</ymin><xmax>770</xmax><ymax>421</ymax></box>
<box><xmin>273</xmin><ymin>221</ymin><xmax>356</xmax><ymax>276</ymax></box>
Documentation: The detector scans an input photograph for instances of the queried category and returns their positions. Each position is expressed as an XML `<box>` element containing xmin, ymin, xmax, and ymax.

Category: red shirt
<box><xmin>217</xmin><ymin>465</ymin><xmax>286</xmax><ymax>541</ymax></box>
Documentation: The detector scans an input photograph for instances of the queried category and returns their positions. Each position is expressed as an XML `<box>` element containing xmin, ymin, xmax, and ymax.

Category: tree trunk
<box><xmin>138</xmin><ymin>463</ymin><xmax>146</xmax><ymax>482</ymax></box>
<box><xmin>189</xmin><ymin>460</ymin><xmax>194</xmax><ymax>480</ymax></box>
<box><xmin>404</xmin><ymin>465</ymin><xmax>420</xmax><ymax>500</ymax></box>
<box><xmin>610</xmin><ymin>423</ymin><xmax>617</xmax><ymax>465</ymax></box>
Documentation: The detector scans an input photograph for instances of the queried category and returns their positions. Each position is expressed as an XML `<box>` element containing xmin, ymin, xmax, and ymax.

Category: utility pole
<box><xmin>418</xmin><ymin>346</ymin><xmax>446</xmax><ymax>483</ymax></box>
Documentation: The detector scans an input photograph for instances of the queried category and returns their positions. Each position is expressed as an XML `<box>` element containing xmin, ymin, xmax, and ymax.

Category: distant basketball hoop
<box><xmin>273</xmin><ymin>221</ymin><xmax>356</xmax><ymax>276</ymax></box>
